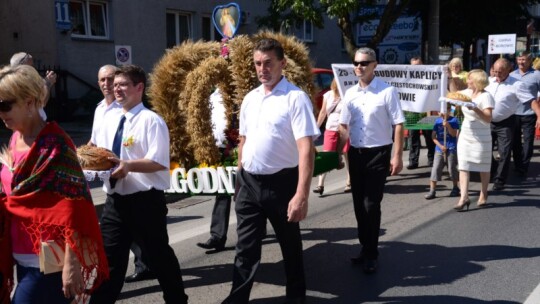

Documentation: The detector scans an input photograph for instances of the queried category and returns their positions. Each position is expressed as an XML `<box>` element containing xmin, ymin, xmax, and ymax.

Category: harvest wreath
<box><xmin>147</xmin><ymin>31</ymin><xmax>337</xmax><ymax>194</ymax></box>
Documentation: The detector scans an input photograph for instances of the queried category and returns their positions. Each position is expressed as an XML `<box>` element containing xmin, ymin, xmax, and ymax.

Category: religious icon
<box><xmin>212</xmin><ymin>3</ymin><xmax>241</xmax><ymax>39</ymax></box>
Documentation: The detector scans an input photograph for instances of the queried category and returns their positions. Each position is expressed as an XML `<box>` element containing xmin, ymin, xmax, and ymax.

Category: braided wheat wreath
<box><xmin>147</xmin><ymin>31</ymin><xmax>316</xmax><ymax>169</ymax></box>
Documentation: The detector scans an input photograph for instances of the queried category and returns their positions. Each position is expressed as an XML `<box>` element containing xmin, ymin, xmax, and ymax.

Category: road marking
<box><xmin>524</xmin><ymin>282</ymin><xmax>540</xmax><ymax>304</ymax></box>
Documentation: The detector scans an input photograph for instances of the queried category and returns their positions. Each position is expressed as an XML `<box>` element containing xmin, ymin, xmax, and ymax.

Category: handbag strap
<box><xmin>327</xmin><ymin>96</ymin><xmax>341</xmax><ymax>115</ymax></box>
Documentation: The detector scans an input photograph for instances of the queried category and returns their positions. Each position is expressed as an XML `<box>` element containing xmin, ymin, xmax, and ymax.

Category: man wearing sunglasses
<box><xmin>337</xmin><ymin>47</ymin><xmax>405</xmax><ymax>274</ymax></box>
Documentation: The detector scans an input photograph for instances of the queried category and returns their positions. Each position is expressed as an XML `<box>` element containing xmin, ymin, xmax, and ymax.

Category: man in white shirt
<box><xmin>338</xmin><ymin>47</ymin><xmax>405</xmax><ymax>274</ymax></box>
<box><xmin>509</xmin><ymin>51</ymin><xmax>540</xmax><ymax>177</ymax></box>
<box><xmin>89</xmin><ymin>64</ymin><xmax>122</xmax><ymax>146</ymax></box>
<box><xmin>486</xmin><ymin>58</ymin><xmax>531</xmax><ymax>190</ymax></box>
<box><xmin>223</xmin><ymin>38</ymin><xmax>319</xmax><ymax>304</ymax></box>
<box><xmin>89</xmin><ymin>65</ymin><xmax>188</xmax><ymax>304</ymax></box>
<box><xmin>88</xmin><ymin>65</ymin><xmax>153</xmax><ymax>283</ymax></box>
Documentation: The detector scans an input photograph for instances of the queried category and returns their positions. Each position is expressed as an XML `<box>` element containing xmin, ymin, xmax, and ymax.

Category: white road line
<box><xmin>523</xmin><ymin>282</ymin><xmax>540</xmax><ymax>304</ymax></box>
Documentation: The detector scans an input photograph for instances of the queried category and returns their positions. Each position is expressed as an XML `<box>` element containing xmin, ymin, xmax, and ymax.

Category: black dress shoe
<box><xmin>406</xmin><ymin>164</ymin><xmax>418</xmax><ymax>170</ymax></box>
<box><xmin>197</xmin><ymin>238</ymin><xmax>225</xmax><ymax>251</ymax></box>
<box><xmin>363</xmin><ymin>259</ymin><xmax>378</xmax><ymax>274</ymax></box>
<box><xmin>125</xmin><ymin>270</ymin><xmax>156</xmax><ymax>283</ymax></box>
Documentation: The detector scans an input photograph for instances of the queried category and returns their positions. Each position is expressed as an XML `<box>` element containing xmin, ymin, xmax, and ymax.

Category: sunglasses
<box><xmin>0</xmin><ymin>99</ymin><xmax>16</xmax><ymax>113</ymax></box>
<box><xmin>353</xmin><ymin>60</ymin><xmax>374</xmax><ymax>67</ymax></box>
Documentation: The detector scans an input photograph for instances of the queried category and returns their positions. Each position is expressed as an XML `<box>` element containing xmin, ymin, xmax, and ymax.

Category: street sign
<box><xmin>115</xmin><ymin>45</ymin><xmax>132</xmax><ymax>65</ymax></box>
<box><xmin>488</xmin><ymin>34</ymin><xmax>517</xmax><ymax>54</ymax></box>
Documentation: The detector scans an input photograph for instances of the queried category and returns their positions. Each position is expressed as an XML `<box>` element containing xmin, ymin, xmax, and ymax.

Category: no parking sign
<box><xmin>115</xmin><ymin>45</ymin><xmax>132</xmax><ymax>65</ymax></box>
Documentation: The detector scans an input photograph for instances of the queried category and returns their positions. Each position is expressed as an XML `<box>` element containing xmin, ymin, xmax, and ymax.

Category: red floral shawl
<box><xmin>2</xmin><ymin>122</ymin><xmax>108</xmax><ymax>300</ymax></box>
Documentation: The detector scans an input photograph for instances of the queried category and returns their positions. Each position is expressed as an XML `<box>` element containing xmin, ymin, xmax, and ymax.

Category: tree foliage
<box><xmin>257</xmin><ymin>0</ymin><xmax>410</xmax><ymax>59</ymax></box>
<box><xmin>258</xmin><ymin>0</ymin><xmax>540</xmax><ymax>65</ymax></box>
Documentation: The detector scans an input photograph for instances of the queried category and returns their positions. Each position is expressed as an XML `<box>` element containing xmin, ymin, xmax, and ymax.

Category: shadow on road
<box><xmin>118</xmin><ymin>225</ymin><xmax>540</xmax><ymax>303</ymax></box>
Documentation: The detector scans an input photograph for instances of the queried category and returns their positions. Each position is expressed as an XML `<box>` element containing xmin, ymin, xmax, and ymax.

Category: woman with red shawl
<box><xmin>0</xmin><ymin>65</ymin><xmax>108</xmax><ymax>303</ymax></box>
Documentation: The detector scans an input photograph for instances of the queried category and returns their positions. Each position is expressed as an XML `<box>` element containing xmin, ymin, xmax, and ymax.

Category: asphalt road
<box><xmin>111</xmin><ymin>143</ymin><xmax>540</xmax><ymax>304</ymax></box>
<box><xmin>3</xmin><ymin>120</ymin><xmax>538</xmax><ymax>303</ymax></box>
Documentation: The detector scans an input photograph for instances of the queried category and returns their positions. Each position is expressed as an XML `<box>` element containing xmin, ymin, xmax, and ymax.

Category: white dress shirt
<box><xmin>101</xmin><ymin>103</ymin><xmax>170</xmax><ymax>195</ymax></box>
<box><xmin>510</xmin><ymin>68</ymin><xmax>540</xmax><ymax>116</ymax></box>
<box><xmin>240</xmin><ymin>77</ymin><xmax>320</xmax><ymax>175</ymax></box>
<box><xmin>340</xmin><ymin>77</ymin><xmax>405</xmax><ymax>148</ymax></box>
<box><xmin>486</xmin><ymin>76</ymin><xmax>529</xmax><ymax>123</ymax></box>
<box><xmin>90</xmin><ymin>99</ymin><xmax>123</xmax><ymax>147</ymax></box>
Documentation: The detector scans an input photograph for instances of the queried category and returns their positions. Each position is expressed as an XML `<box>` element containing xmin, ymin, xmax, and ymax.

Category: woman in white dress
<box><xmin>455</xmin><ymin>69</ymin><xmax>494</xmax><ymax>211</ymax></box>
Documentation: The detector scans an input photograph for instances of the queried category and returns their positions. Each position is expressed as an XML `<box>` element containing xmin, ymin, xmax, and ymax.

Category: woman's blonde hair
<box><xmin>467</xmin><ymin>69</ymin><xmax>489</xmax><ymax>91</ymax></box>
<box><xmin>449</xmin><ymin>57</ymin><xmax>463</xmax><ymax>69</ymax></box>
<box><xmin>0</xmin><ymin>65</ymin><xmax>46</xmax><ymax>106</ymax></box>
<box><xmin>330</xmin><ymin>78</ymin><xmax>339</xmax><ymax>97</ymax></box>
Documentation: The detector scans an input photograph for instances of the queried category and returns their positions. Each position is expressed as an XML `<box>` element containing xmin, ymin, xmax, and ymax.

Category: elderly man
<box><xmin>509</xmin><ymin>51</ymin><xmax>540</xmax><ymax>177</ymax></box>
<box><xmin>223</xmin><ymin>38</ymin><xmax>319</xmax><ymax>304</ymax></box>
<box><xmin>486</xmin><ymin>58</ymin><xmax>531</xmax><ymax>190</ymax></box>
<box><xmin>338</xmin><ymin>47</ymin><xmax>405</xmax><ymax>274</ymax></box>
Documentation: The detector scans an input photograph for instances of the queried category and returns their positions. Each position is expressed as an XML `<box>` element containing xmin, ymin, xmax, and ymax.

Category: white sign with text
<box><xmin>488</xmin><ymin>34</ymin><xmax>517</xmax><ymax>54</ymax></box>
<box><xmin>166</xmin><ymin>166</ymin><xmax>236</xmax><ymax>194</ymax></box>
<box><xmin>331</xmin><ymin>64</ymin><xmax>448</xmax><ymax>113</ymax></box>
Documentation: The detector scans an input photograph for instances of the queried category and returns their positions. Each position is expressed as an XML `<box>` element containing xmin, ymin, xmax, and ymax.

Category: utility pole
<box><xmin>427</xmin><ymin>0</ymin><xmax>440</xmax><ymax>64</ymax></box>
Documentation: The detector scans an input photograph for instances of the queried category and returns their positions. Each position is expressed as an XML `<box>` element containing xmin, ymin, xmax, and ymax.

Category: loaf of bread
<box><xmin>446</xmin><ymin>92</ymin><xmax>472</xmax><ymax>102</ymax></box>
<box><xmin>76</xmin><ymin>145</ymin><xmax>117</xmax><ymax>171</ymax></box>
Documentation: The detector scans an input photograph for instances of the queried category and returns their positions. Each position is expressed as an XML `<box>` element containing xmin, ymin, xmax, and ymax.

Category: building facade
<box><xmin>1</xmin><ymin>0</ymin><xmax>350</xmax><ymax>118</ymax></box>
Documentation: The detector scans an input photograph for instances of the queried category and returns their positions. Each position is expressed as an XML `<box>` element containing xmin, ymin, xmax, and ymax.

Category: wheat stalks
<box><xmin>0</xmin><ymin>145</ymin><xmax>13</xmax><ymax>171</ymax></box>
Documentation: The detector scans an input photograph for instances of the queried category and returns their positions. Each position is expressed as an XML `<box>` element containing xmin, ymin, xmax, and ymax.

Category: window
<box><xmin>202</xmin><ymin>16</ymin><xmax>221</xmax><ymax>42</ymax></box>
<box><xmin>166</xmin><ymin>12</ymin><xmax>192</xmax><ymax>48</ymax></box>
<box><xmin>286</xmin><ymin>20</ymin><xmax>314</xmax><ymax>42</ymax></box>
<box><xmin>69</xmin><ymin>0</ymin><xmax>109</xmax><ymax>39</ymax></box>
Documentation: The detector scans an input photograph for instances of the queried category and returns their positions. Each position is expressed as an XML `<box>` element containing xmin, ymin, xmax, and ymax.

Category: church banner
<box><xmin>331</xmin><ymin>64</ymin><xmax>448</xmax><ymax>113</ymax></box>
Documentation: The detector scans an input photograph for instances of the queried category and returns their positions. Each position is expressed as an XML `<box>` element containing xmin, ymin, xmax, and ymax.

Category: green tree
<box><xmin>257</xmin><ymin>0</ymin><xmax>411</xmax><ymax>59</ymax></box>
<box><xmin>258</xmin><ymin>0</ymin><xmax>540</xmax><ymax>65</ymax></box>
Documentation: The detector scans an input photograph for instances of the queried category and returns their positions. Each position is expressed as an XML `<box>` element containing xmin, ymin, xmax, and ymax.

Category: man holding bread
<box><xmin>89</xmin><ymin>65</ymin><xmax>188</xmax><ymax>304</ymax></box>
<box><xmin>88</xmin><ymin>64</ymin><xmax>155</xmax><ymax>283</ymax></box>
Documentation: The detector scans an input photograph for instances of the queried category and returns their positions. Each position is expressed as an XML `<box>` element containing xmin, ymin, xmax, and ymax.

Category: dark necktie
<box><xmin>110</xmin><ymin>115</ymin><xmax>126</xmax><ymax>188</ymax></box>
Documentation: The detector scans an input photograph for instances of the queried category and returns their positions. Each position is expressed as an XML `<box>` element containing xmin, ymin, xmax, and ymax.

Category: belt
<box><xmin>246</xmin><ymin>166</ymin><xmax>298</xmax><ymax>180</ymax></box>
<box><xmin>352</xmin><ymin>144</ymin><xmax>392</xmax><ymax>153</ymax></box>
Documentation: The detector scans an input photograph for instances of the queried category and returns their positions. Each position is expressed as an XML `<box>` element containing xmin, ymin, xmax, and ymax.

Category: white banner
<box><xmin>331</xmin><ymin>64</ymin><xmax>448</xmax><ymax>113</ymax></box>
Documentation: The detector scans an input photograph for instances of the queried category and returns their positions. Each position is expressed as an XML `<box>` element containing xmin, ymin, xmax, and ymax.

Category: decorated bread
<box><xmin>76</xmin><ymin>145</ymin><xmax>117</xmax><ymax>171</ymax></box>
<box><xmin>446</xmin><ymin>92</ymin><xmax>472</xmax><ymax>102</ymax></box>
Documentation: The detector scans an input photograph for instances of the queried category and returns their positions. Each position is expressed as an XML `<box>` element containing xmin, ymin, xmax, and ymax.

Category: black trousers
<box><xmin>210</xmin><ymin>194</ymin><xmax>232</xmax><ymax>243</ymax></box>
<box><xmin>512</xmin><ymin>114</ymin><xmax>537</xmax><ymax>173</ymax></box>
<box><xmin>223</xmin><ymin>167</ymin><xmax>305</xmax><ymax>304</ymax></box>
<box><xmin>408</xmin><ymin>129</ymin><xmax>435</xmax><ymax>166</ymax></box>
<box><xmin>348</xmin><ymin>145</ymin><xmax>392</xmax><ymax>260</ymax></box>
<box><xmin>131</xmin><ymin>242</ymin><xmax>149</xmax><ymax>273</ymax></box>
<box><xmin>89</xmin><ymin>189</ymin><xmax>188</xmax><ymax>304</ymax></box>
<box><xmin>491</xmin><ymin>115</ymin><xmax>516</xmax><ymax>184</ymax></box>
